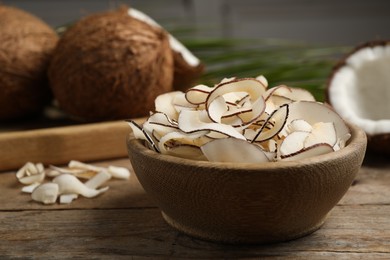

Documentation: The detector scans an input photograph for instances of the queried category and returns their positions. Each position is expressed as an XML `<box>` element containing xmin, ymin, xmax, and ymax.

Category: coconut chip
<box><xmin>16</xmin><ymin>161</ymin><xmax>130</xmax><ymax>205</ymax></box>
<box><xmin>129</xmin><ymin>75</ymin><xmax>351</xmax><ymax>163</ymax></box>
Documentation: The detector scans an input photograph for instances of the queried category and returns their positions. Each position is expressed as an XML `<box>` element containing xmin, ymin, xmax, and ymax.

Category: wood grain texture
<box><xmin>0</xmin><ymin>155</ymin><xmax>389</xmax><ymax>258</ymax></box>
<box><xmin>0</xmin><ymin>121</ymin><xmax>132</xmax><ymax>172</ymax></box>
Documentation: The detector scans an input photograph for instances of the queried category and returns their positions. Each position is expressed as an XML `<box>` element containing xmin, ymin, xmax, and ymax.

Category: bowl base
<box><xmin>161</xmin><ymin>211</ymin><xmax>326</xmax><ymax>244</ymax></box>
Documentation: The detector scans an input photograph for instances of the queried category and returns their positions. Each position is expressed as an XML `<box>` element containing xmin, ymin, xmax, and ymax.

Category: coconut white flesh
<box><xmin>328</xmin><ymin>44</ymin><xmax>390</xmax><ymax>135</ymax></box>
<box><xmin>185</xmin><ymin>84</ymin><xmax>213</xmax><ymax>105</ymax></box>
<box><xmin>21</xmin><ymin>183</ymin><xmax>40</xmax><ymax>193</ymax></box>
<box><xmin>208</xmin><ymin>95</ymin><xmax>229</xmax><ymax>123</ymax></box>
<box><xmin>283</xmin><ymin>101</ymin><xmax>350</xmax><ymax>139</ymax></box>
<box><xmin>172</xmin><ymin>92</ymin><xmax>198</xmax><ymax>113</ymax></box>
<box><xmin>143</xmin><ymin>112</ymin><xmax>178</xmax><ymax>139</ymax></box>
<box><xmin>281</xmin><ymin>143</ymin><xmax>334</xmax><ymax>161</ymax></box>
<box><xmin>53</xmin><ymin>174</ymin><xmax>109</xmax><ymax>198</ymax></box>
<box><xmin>31</xmin><ymin>183</ymin><xmax>59</xmax><ymax>205</ymax></box>
<box><xmin>256</xmin><ymin>75</ymin><xmax>268</xmax><ymax>88</ymax></box>
<box><xmin>157</xmin><ymin>130</ymin><xmax>207</xmax><ymax>153</ymax></box>
<box><xmin>155</xmin><ymin>91</ymin><xmax>183</xmax><ymax>119</ymax></box>
<box><xmin>304</xmin><ymin>122</ymin><xmax>337</xmax><ymax>148</ymax></box>
<box><xmin>273</xmin><ymin>86</ymin><xmax>315</xmax><ymax>102</ymax></box>
<box><xmin>128</xmin><ymin>8</ymin><xmax>200</xmax><ymax>67</ymax></box>
<box><xmin>279</xmin><ymin>131</ymin><xmax>310</xmax><ymax>158</ymax></box>
<box><xmin>178</xmin><ymin>110</ymin><xmax>246</xmax><ymax>140</ymax></box>
<box><xmin>201</xmin><ymin>138</ymin><xmax>269</xmax><ymax>163</ymax></box>
<box><xmin>206</xmin><ymin>79</ymin><xmax>266</xmax><ymax>110</ymax></box>
<box><xmin>166</xmin><ymin>145</ymin><xmax>206</xmax><ymax>160</ymax></box>
<box><xmin>127</xmin><ymin>120</ymin><xmax>147</xmax><ymax>140</ymax></box>
<box><xmin>287</xmin><ymin>119</ymin><xmax>313</xmax><ymax>133</ymax></box>
<box><xmin>251</xmin><ymin>104</ymin><xmax>289</xmax><ymax>142</ymax></box>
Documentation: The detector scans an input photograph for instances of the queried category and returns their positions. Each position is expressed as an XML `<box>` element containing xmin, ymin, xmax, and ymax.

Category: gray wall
<box><xmin>2</xmin><ymin>0</ymin><xmax>390</xmax><ymax>45</ymax></box>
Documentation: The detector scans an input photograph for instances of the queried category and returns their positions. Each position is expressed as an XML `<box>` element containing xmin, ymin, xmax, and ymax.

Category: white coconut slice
<box><xmin>155</xmin><ymin>91</ymin><xmax>183</xmax><ymax>119</ymax></box>
<box><xmin>206</xmin><ymin>79</ymin><xmax>266</xmax><ymax>125</ymax></box>
<box><xmin>287</xmin><ymin>119</ymin><xmax>313</xmax><ymax>133</ymax></box>
<box><xmin>16</xmin><ymin>162</ymin><xmax>45</xmax><ymax>185</ymax></box>
<box><xmin>273</xmin><ymin>85</ymin><xmax>315</xmax><ymax>102</ymax></box>
<box><xmin>31</xmin><ymin>183</ymin><xmax>59</xmax><ymax>205</ymax></box>
<box><xmin>157</xmin><ymin>130</ymin><xmax>207</xmax><ymax>153</ymax></box>
<box><xmin>172</xmin><ymin>92</ymin><xmax>198</xmax><ymax>113</ymax></box>
<box><xmin>53</xmin><ymin>174</ymin><xmax>109</xmax><ymax>198</ymax></box>
<box><xmin>304</xmin><ymin>122</ymin><xmax>337</xmax><ymax>148</ymax></box>
<box><xmin>255</xmin><ymin>75</ymin><xmax>268</xmax><ymax>88</ymax></box>
<box><xmin>207</xmin><ymin>95</ymin><xmax>229</xmax><ymax>123</ymax></box>
<box><xmin>185</xmin><ymin>84</ymin><xmax>213</xmax><ymax>105</ymax></box>
<box><xmin>283</xmin><ymin>101</ymin><xmax>350</xmax><ymax>139</ymax></box>
<box><xmin>206</xmin><ymin>78</ymin><xmax>266</xmax><ymax>111</ymax></box>
<box><xmin>279</xmin><ymin>131</ymin><xmax>310</xmax><ymax>158</ymax></box>
<box><xmin>21</xmin><ymin>183</ymin><xmax>41</xmax><ymax>194</ymax></box>
<box><xmin>280</xmin><ymin>143</ymin><xmax>334</xmax><ymax>161</ymax></box>
<box><xmin>201</xmin><ymin>138</ymin><xmax>269</xmax><ymax>163</ymax></box>
<box><xmin>166</xmin><ymin>144</ymin><xmax>206</xmax><ymax>160</ymax></box>
<box><xmin>178</xmin><ymin>110</ymin><xmax>246</xmax><ymax>140</ymax></box>
<box><xmin>250</xmin><ymin>104</ymin><xmax>289</xmax><ymax>142</ymax></box>
<box><xmin>107</xmin><ymin>166</ymin><xmax>131</xmax><ymax>180</ymax></box>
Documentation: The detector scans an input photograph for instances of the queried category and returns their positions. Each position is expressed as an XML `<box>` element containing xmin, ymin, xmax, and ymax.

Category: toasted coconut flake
<box><xmin>281</xmin><ymin>143</ymin><xmax>334</xmax><ymax>161</ymax></box>
<box><xmin>201</xmin><ymin>138</ymin><xmax>269</xmax><ymax>163</ymax></box>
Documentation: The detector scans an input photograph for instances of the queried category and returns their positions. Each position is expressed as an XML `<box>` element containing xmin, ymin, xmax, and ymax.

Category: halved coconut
<box><xmin>327</xmin><ymin>40</ymin><xmax>390</xmax><ymax>154</ymax></box>
<box><xmin>128</xmin><ymin>7</ymin><xmax>204</xmax><ymax>91</ymax></box>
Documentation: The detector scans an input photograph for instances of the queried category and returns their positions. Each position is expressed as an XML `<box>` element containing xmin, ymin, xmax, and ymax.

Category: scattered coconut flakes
<box><xmin>16</xmin><ymin>162</ymin><xmax>45</xmax><ymax>185</ymax></box>
<box><xmin>129</xmin><ymin>75</ymin><xmax>351</xmax><ymax>163</ymax></box>
<box><xmin>16</xmin><ymin>161</ymin><xmax>131</xmax><ymax>205</ymax></box>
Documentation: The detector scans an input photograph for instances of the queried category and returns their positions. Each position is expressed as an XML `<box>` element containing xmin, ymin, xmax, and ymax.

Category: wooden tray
<box><xmin>0</xmin><ymin>120</ymin><xmax>137</xmax><ymax>172</ymax></box>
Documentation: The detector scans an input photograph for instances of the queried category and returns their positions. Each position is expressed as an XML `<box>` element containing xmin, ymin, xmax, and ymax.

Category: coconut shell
<box><xmin>48</xmin><ymin>7</ymin><xmax>174</xmax><ymax>121</ymax></box>
<box><xmin>326</xmin><ymin>40</ymin><xmax>390</xmax><ymax>155</ymax></box>
<box><xmin>0</xmin><ymin>5</ymin><xmax>58</xmax><ymax>120</ymax></box>
<box><xmin>172</xmin><ymin>51</ymin><xmax>204</xmax><ymax>92</ymax></box>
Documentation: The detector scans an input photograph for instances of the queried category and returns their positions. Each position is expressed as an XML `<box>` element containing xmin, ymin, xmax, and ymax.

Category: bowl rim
<box><xmin>127</xmin><ymin>122</ymin><xmax>367</xmax><ymax>170</ymax></box>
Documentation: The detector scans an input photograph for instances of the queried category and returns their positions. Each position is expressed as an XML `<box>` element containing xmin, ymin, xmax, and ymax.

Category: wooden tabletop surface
<box><xmin>1</xmin><ymin>154</ymin><xmax>389</xmax><ymax>259</ymax></box>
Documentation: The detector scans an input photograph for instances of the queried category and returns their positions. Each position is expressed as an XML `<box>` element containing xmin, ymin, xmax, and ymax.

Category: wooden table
<box><xmin>1</xmin><ymin>154</ymin><xmax>389</xmax><ymax>259</ymax></box>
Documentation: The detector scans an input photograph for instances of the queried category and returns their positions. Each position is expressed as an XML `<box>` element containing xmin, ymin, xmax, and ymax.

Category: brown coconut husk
<box><xmin>172</xmin><ymin>51</ymin><xmax>204</xmax><ymax>92</ymax></box>
<box><xmin>0</xmin><ymin>5</ymin><xmax>58</xmax><ymax>120</ymax></box>
<box><xmin>48</xmin><ymin>7</ymin><xmax>174</xmax><ymax>121</ymax></box>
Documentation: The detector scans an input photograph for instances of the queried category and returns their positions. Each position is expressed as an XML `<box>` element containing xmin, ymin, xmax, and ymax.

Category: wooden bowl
<box><xmin>127</xmin><ymin>123</ymin><xmax>367</xmax><ymax>244</ymax></box>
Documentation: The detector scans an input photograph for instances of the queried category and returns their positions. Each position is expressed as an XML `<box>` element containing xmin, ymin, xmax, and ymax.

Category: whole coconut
<box><xmin>48</xmin><ymin>7</ymin><xmax>174</xmax><ymax>121</ymax></box>
<box><xmin>0</xmin><ymin>5</ymin><xmax>58</xmax><ymax>120</ymax></box>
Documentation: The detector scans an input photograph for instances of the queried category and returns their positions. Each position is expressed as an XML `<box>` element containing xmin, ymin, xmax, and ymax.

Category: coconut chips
<box><xmin>129</xmin><ymin>76</ymin><xmax>351</xmax><ymax>163</ymax></box>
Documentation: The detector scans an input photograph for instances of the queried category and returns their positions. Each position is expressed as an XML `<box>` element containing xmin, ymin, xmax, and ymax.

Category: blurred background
<box><xmin>2</xmin><ymin>0</ymin><xmax>390</xmax><ymax>45</ymax></box>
